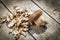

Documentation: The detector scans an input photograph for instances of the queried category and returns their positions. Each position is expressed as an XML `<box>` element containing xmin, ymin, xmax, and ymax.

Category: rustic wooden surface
<box><xmin>32</xmin><ymin>0</ymin><xmax>60</xmax><ymax>24</ymax></box>
<box><xmin>0</xmin><ymin>0</ymin><xmax>60</xmax><ymax>40</ymax></box>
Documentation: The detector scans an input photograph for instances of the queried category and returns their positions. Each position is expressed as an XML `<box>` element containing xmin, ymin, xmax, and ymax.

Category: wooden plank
<box><xmin>1</xmin><ymin>0</ymin><xmax>60</xmax><ymax>40</ymax></box>
<box><xmin>0</xmin><ymin>3</ymin><xmax>13</xmax><ymax>40</ymax></box>
<box><xmin>32</xmin><ymin>0</ymin><xmax>60</xmax><ymax>24</ymax></box>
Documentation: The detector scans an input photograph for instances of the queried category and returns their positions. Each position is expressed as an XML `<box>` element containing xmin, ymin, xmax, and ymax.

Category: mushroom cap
<box><xmin>29</xmin><ymin>10</ymin><xmax>42</xmax><ymax>22</ymax></box>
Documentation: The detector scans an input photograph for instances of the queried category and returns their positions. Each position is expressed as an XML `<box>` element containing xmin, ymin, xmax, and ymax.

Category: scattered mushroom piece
<box><xmin>16</xmin><ymin>17</ymin><xmax>21</xmax><ymax>26</ymax></box>
<box><xmin>20</xmin><ymin>31</ymin><xmax>27</xmax><ymax>37</ymax></box>
<box><xmin>23</xmin><ymin>28</ymin><xmax>28</xmax><ymax>32</ymax></box>
<box><xmin>7</xmin><ymin>19</ymin><xmax>16</xmax><ymax>28</ymax></box>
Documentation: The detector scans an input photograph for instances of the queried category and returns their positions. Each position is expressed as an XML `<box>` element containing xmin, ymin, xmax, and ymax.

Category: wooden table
<box><xmin>0</xmin><ymin>0</ymin><xmax>60</xmax><ymax>40</ymax></box>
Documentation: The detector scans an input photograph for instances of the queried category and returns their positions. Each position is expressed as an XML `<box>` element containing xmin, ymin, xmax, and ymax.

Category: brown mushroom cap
<box><xmin>29</xmin><ymin>10</ymin><xmax>42</xmax><ymax>22</ymax></box>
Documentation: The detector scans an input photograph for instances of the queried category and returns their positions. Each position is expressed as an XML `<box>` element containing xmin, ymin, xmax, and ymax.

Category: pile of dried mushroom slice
<box><xmin>0</xmin><ymin>6</ymin><xmax>47</xmax><ymax>40</ymax></box>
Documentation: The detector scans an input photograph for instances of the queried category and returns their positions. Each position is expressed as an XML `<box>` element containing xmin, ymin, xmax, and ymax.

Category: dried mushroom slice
<box><xmin>20</xmin><ymin>31</ymin><xmax>27</xmax><ymax>37</ymax></box>
<box><xmin>16</xmin><ymin>17</ymin><xmax>21</xmax><ymax>26</ymax></box>
<box><xmin>0</xmin><ymin>16</ymin><xmax>7</xmax><ymax>24</ymax></box>
<box><xmin>7</xmin><ymin>19</ymin><xmax>16</xmax><ymax>28</ymax></box>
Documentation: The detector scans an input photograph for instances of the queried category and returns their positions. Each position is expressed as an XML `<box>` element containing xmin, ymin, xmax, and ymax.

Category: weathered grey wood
<box><xmin>0</xmin><ymin>3</ymin><xmax>13</xmax><ymax>40</ymax></box>
<box><xmin>32</xmin><ymin>0</ymin><xmax>60</xmax><ymax>24</ymax></box>
<box><xmin>0</xmin><ymin>0</ymin><xmax>60</xmax><ymax>40</ymax></box>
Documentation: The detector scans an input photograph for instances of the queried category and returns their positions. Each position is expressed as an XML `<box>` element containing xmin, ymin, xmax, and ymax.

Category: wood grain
<box><xmin>0</xmin><ymin>0</ymin><xmax>60</xmax><ymax>40</ymax></box>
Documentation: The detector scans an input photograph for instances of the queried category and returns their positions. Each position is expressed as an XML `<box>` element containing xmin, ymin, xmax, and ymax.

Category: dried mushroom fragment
<box><xmin>0</xmin><ymin>16</ymin><xmax>7</xmax><ymax>24</ymax></box>
<box><xmin>20</xmin><ymin>31</ymin><xmax>27</xmax><ymax>37</ymax></box>
<box><xmin>7</xmin><ymin>19</ymin><xmax>16</xmax><ymax>28</ymax></box>
<box><xmin>23</xmin><ymin>28</ymin><xmax>28</xmax><ymax>32</ymax></box>
<box><xmin>16</xmin><ymin>17</ymin><xmax>21</xmax><ymax>26</ymax></box>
